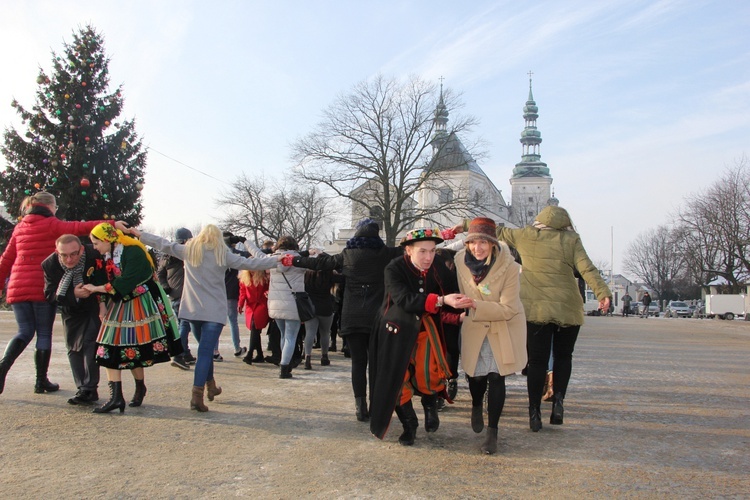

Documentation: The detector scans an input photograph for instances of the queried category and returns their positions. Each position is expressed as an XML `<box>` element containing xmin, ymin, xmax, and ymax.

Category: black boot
<box><xmin>421</xmin><ymin>395</ymin><xmax>440</xmax><ymax>433</ymax></box>
<box><xmin>550</xmin><ymin>393</ymin><xmax>564</xmax><ymax>425</ymax></box>
<box><xmin>471</xmin><ymin>405</ymin><xmax>484</xmax><ymax>433</ymax></box>
<box><xmin>0</xmin><ymin>338</ymin><xmax>28</xmax><ymax>394</ymax></box>
<box><xmin>394</xmin><ymin>401</ymin><xmax>419</xmax><ymax>446</ymax></box>
<box><xmin>34</xmin><ymin>349</ymin><xmax>59</xmax><ymax>393</ymax></box>
<box><xmin>279</xmin><ymin>364</ymin><xmax>292</xmax><ymax>379</ymax></box>
<box><xmin>355</xmin><ymin>396</ymin><xmax>369</xmax><ymax>422</ymax></box>
<box><xmin>129</xmin><ymin>378</ymin><xmax>147</xmax><ymax>407</ymax></box>
<box><xmin>93</xmin><ymin>381</ymin><xmax>125</xmax><ymax>414</ymax></box>
<box><xmin>304</xmin><ymin>355</ymin><xmax>312</xmax><ymax>370</ymax></box>
<box><xmin>529</xmin><ymin>405</ymin><xmax>542</xmax><ymax>432</ymax></box>
<box><xmin>447</xmin><ymin>378</ymin><xmax>458</xmax><ymax>400</ymax></box>
<box><xmin>320</xmin><ymin>353</ymin><xmax>330</xmax><ymax>366</ymax></box>
<box><xmin>481</xmin><ymin>427</ymin><xmax>498</xmax><ymax>455</ymax></box>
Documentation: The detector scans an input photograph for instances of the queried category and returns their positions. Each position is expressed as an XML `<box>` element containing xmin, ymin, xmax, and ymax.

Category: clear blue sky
<box><xmin>1</xmin><ymin>1</ymin><xmax>748</xmax><ymax>276</ymax></box>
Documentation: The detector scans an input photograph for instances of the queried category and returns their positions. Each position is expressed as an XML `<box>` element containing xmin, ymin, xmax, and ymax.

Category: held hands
<box><xmin>73</xmin><ymin>283</ymin><xmax>91</xmax><ymax>299</ymax></box>
<box><xmin>439</xmin><ymin>228</ymin><xmax>456</xmax><ymax>241</ymax></box>
<box><xmin>127</xmin><ymin>226</ymin><xmax>142</xmax><ymax>238</ymax></box>
<box><xmin>280</xmin><ymin>254</ymin><xmax>294</xmax><ymax>267</ymax></box>
<box><xmin>443</xmin><ymin>293</ymin><xmax>474</xmax><ymax>309</ymax></box>
<box><xmin>450</xmin><ymin>223</ymin><xmax>465</xmax><ymax>235</ymax></box>
<box><xmin>599</xmin><ymin>297</ymin><xmax>611</xmax><ymax>313</ymax></box>
<box><xmin>82</xmin><ymin>283</ymin><xmax>105</xmax><ymax>294</ymax></box>
<box><xmin>113</xmin><ymin>220</ymin><xmax>130</xmax><ymax>232</ymax></box>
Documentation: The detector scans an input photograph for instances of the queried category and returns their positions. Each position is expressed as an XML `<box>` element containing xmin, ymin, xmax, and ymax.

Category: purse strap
<box><xmin>280</xmin><ymin>272</ymin><xmax>294</xmax><ymax>291</ymax></box>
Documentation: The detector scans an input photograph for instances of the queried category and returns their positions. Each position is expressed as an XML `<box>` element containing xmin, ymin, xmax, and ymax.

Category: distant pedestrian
<box><xmin>641</xmin><ymin>292</ymin><xmax>652</xmax><ymax>319</ymax></box>
<box><xmin>622</xmin><ymin>292</ymin><xmax>632</xmax><ymax>317</ymax></box>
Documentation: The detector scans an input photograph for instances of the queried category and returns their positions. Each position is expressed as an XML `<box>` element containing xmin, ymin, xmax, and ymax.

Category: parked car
<box><xmin>638</xmin><ymin>302</ymin><xmax>660</xmax><ymax>317</ymax></box>
<box><xmin>665</xmin><ymin>300</ymin><xmax>692</xmax><ymax>318</ymax></box>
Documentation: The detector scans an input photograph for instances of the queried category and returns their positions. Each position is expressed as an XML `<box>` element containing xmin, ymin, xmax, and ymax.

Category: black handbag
<box><xmin>281</xmin><ymin>272</ymin><xmax>316</xmax><ymax>322</ymax></box>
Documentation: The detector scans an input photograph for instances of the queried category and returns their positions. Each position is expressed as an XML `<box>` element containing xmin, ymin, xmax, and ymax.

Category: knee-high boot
<box><xmin>394</xmin><ymin>401</ymin><xmax>419</xmax><ymax>446</ymax></box>
<box><xmin>421</xmin><ymin>394</ymin><xmax>440</xmax><ymax>433</ymax></box>
<box><xmin>93</xmin><ymin>381</ymin><xmax>125</xmax><ymax>414</ymax></box>
<box><xmin>34</xmin><ymin>349</ymin><xmax>59</xmax><ymax>393</ymax></box>
<box><xmin>0</xmin><ymin>338</ymin><xmax>29</xmax><ymax>394</ymax></box>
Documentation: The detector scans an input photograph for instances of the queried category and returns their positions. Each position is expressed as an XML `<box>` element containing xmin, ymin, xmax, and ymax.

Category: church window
<box><xmin>527</xmin><ymin>210</ymin><xmax>534</xmax><ymax>216</ymax></box>
<box><xmin>528</xmin><ymin>197</ymin><xmax>534</xmax><ymax>202</ymax></box>
<box><xmin>438</xmin><ymin>187</ymin><xmax>453</xmax><ymax>204</ymax></box>
<box><xmin>369</xmin><ymin>206</ymin><xmax>383</xmax><ymax>219</ymax></box>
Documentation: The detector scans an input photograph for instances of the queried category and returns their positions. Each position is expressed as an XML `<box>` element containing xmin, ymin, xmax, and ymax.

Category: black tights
<box><xmin>468</xmin><ymin>372</ymin><xmax>505</xmax><ymax>429</ymax></box>
<box><xmin>526</xmin><ymin>322</ymin><xmax>580</xmax><ymax>407</ymax></box>
<box><xmin>346</xmin><ymin>332</ymin><xmax>369</xmax><ymax>398</ymax></box>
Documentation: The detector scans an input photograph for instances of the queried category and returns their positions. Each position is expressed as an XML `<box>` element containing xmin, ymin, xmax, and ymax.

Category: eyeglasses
<box><xmin>58</xmin><ymin>250</ymin><xmax>80</xmax><ymax>259</ymax></box>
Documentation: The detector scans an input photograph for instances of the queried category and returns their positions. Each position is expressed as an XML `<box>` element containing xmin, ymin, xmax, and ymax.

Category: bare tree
<box><xmin>624</xmin><ymin>225</ymin><xmax>686</xmax><ymax>300</ymax></box>
<box><xmin>677</xmin><ymin>158</ymin><xmax>750</xmax><ymax>290</ymax></box>
<box><xmin>215</xmin><ymin>174</ymin><xmax>334</xmax><ymax>249</ymax></box>
<box><xmin>291</xmin><ymin>74</ymin><xmax>481</xmax><ymax>245</ymax></box>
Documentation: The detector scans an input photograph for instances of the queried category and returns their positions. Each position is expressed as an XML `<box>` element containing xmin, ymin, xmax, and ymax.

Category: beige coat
<box><xmin>455</xmin><ymin>242</ymin><xmax>527</xmax><ymax>377</ymax></box>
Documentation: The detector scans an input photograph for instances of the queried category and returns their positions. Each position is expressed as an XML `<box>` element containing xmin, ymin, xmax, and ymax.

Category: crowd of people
<box><xmin>0</xmin><ymin>191</ymin><xmax>612</xmax><ymax>455</ymax></box>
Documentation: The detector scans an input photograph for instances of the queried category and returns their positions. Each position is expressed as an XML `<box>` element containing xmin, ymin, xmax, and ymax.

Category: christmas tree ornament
<box><xmin>82</xmin><ymin>81</ymin><xmax>87</xmax><ymax>87</ymax></box>
<box><xmin>67</xmin><ymin>116</ymin><xmax>73</xmax><ymax>122</ymax></box>
<box><xmin>136</xmin><ymin>182</ymin><xmax>143</xmax><ymax>191</ymax></box>
<box><xmin>81</xmin><ymin>190</ymin><xmax>87</xmax><ymax>196</ymax></box>
<box><xmin>80</xmin><ymin>178</ymin><xmax>90</xmax><ymax>188</ymax></box>
<box><xmin>34</xmin><ymin>183</ymin><xmax>40</xmax><ymax>189</ymax></box>
<box><xmin>75</xmin><ymin>103</ymin><xmax>81</xmax><ymax>109</ymax></box>
<box><xmin>64</xmin><ymin>94</ymin><xmax>70</xmax><ymax>99</ymax></box>
<box><xmin>51</xmin><ymin>161</ymin><xmax>58</xmax><ymax>167</ymax></box>
<box><xmin>82</xmin><ymin>163</ymin><xmax>89</xmax><ymax>169</ymax></box>
<box><xmin>102</xmin><ymin>170</ymin><xmax>108</xmax><ymax>174</ymax></box>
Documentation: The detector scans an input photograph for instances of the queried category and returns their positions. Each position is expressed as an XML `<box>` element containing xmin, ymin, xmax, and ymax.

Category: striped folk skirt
<box><xmin>95</xmin><ymin>279</ymin><xmax>180</xmax><ymax>370</ymax></box>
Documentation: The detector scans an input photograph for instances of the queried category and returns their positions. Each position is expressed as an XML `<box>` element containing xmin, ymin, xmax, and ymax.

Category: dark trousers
<box><xmin>64</xmin><ymin>317</ymin><xmax>101</xmax><ymax>391</ymax></box>
<box><xmin>346</xmin><ymin>332</ymin><xmax>369</xmax><ymax>398</ymax></box>
<box><xmin>526</xmin><ymin>322</ymin><xmax>580</xmax><ymax>406</ymax></box>
<box><xmin>468</xmin><ymin>373</ymin><xmax>506</xmax><ymax>428</ymax></box>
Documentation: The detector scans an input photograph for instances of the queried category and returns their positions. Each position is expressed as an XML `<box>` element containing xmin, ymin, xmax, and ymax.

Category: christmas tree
<box><xmin>0</xmin><ymin>25</ymin><xmax>146</xmax><ymax>224</ymax></box>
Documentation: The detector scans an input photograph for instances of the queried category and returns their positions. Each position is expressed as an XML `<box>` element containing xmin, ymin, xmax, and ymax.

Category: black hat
<box><xmin>354</xmin><ymin>218</ymin><xmax>380</xmax><ymax>239</ymax></box>
<box><xmin>174</xmin><ymin>227</ymin><xmax>193</xmax><ymax>243</ymax></box>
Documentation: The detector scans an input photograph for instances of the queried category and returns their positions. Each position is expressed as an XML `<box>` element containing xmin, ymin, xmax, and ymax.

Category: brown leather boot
<box><xmin>206</xmin><ymin>378</ymin><xmax>222</xmax><ymax>401</ymax></box>
<box><xmin>190</xmin><ymin>385</ymin><xmax>209</xmax><ymax>412</ymax></box>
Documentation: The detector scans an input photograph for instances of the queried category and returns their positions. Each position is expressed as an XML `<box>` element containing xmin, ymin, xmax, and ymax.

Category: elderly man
<box><xmin>42</xmin><ymin>234</ymin><xmax>102</xmax><ymax>405</ymax></box>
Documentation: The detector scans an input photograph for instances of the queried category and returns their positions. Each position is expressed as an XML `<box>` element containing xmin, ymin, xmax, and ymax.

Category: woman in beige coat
<box><xmin>455</xmin><ymin>217</ymin><xmax>527</xmax><ymax>454</ymax></box>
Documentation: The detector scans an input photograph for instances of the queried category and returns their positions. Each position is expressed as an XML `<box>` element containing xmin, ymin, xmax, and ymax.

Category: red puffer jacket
<box><xmin>0</xmin><ymin>213</ymin><xmax>105</xmax><ymax>304</ymax></box>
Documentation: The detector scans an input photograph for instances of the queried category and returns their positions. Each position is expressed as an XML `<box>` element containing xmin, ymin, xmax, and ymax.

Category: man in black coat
<box><xmin>42</xmin><ymin>234</ymin><xmax>102</xmax><ymax>405</ymax></box>
<box><xmin>368</xmin><ymin>228</ymin><xmax>471</xmax><ymax>446</ymax></box>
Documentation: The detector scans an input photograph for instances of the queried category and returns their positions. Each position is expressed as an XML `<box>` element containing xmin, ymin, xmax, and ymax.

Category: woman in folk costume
<box><xmin>83</xmin><ymin>223</ymin><xmax>180</xmax><ymax>414</ymax></box>
<box><xmin>453</xmin><ymin>217</ymin><xmax>527</xmax><ymax>455</ymax></box>
<box><xmin>369</xmin><ymin>228</ymin><xmax>472</xmax><ymax>446</ymax></box>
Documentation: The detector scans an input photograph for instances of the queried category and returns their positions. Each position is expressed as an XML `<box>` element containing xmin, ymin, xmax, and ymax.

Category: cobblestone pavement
<box><xmin>0</xmin><ymin>311</ymin><xmax>747</xmax><ymax>498</ymax></box>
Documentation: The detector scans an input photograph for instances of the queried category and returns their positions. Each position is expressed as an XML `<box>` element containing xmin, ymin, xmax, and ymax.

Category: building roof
<box><xmin>427</xmin><ymin>131</ymin><xmax>487</xmax><ymax>177</ymax></box>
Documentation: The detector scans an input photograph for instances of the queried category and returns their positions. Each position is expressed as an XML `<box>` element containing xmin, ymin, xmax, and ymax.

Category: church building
<box><xmin>327</xmin><ymin>76</ymin><xmax>557</xmax><ymax>250</ymax></box>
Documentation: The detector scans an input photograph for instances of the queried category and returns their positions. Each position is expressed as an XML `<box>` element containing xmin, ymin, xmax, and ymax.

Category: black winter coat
<box><xmin>369</xmin><ymin>254</ymin><xmax>460</xmax><ymax>439</ymax></box>
<box><xmin>292</xmin><ymin>245</ymin><xmax>403</xmax><ymax>337</ymax></box>
<box><xmin>157</xmin><ymin>255</ymin><xmax>186</xmax><ymax>301</ymax></box>
<box><xmin>42</xmin><ymin>245</ymin><xmax>102</xmax><ymax>351</ymax></box>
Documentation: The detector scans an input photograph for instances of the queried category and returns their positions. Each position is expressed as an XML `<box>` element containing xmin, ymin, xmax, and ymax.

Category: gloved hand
<box><xmin>440</xmin><ymin>228</ymin><xmax>456</xmax><ymax>241</ymax></box>
<box><xmin>280</xmin><ymin>254</ymin><xmax>294</xmax><ymax>267</ymax></box>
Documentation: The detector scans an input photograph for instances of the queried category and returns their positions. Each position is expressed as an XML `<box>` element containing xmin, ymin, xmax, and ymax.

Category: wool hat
<box><xmin>463</xmin><ymin>217</ymin><xmax>499</xmax><ymax>246</ymax></box>
<box><xmin>174</xmin><ymin>227</ymin><xmax>193</xmax><ymax>243</ymax></box>
<box><xmin>399</xmin><ymin>227</ymin><xmax>443</xmax><ymax>246</ymax></box>
<box><xmin>354</xmin><ymin>218</ymin><xmax>380</xmax><ymax>239</ymax></box>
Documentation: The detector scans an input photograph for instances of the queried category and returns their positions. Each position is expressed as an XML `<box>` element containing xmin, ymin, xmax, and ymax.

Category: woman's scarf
<box><xmin>55</xmin><ymin>247</ymin><xmax>86</xmax><ymax>299</ymax></box>
<box><xmin>91</xmin><ymin>223</ymin><xmax>154</xmax><ymax>269</ymax></box>
<box><xmin>464</xmin><ymin>248</ymin><xmax>496</xmax><ymax>284</ymax></box>
<box><xmin>345</xmin><ymin>236</ymin><xmax>385</xmax><ymax>250</ymax></box>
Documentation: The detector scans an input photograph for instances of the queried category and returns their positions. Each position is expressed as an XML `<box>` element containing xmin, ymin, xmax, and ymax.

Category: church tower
<box><xmin>509</xmin><ymin>74</ymin><xmax>554</xmax><ymax>226</ymax></box>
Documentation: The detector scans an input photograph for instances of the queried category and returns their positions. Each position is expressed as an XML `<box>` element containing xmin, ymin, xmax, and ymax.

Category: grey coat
<box><xmin>141</xmin><ymin>232</ymin><xmax>278</xmax><ymax>325</ymax></box>
<box><xmin>246</xmin><ymin>242</ymin><xmax>306</xmax><ymax>321</ymax></box>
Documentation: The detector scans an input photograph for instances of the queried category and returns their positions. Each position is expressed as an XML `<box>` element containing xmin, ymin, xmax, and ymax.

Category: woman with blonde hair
<box><xmin>132</xmin><ymin>225</ymin><xmax>281</xmax><ymax>411</ymax></box>
<box><xmin>0</xmin><ymin>192</ymin><xmax>125</xmax><ymax>396</ymax></box>
<box><xmin>238</xmin><ymin>269</ymin><xmax>270</xmax><ymax>364</ymax></box>
<box><xmin>83</xmin><ymin>223</ymin><xmax>180</xmax><ymax>413</ymax></box>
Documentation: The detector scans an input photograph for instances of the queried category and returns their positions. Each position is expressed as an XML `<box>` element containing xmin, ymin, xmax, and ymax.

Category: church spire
<box><xmin>432</xmin><ymin>77</ymin><xmax>449</xmax><ymax>153</ymax></box>
<box><xmin>512</xmin><ymin>72</ymin><xmax>550</xmax><ymax>178</ymax></box>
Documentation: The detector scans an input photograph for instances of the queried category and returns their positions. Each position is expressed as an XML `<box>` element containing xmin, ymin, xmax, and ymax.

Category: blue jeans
<box><xmin>171</xmin><ymin>299</ymin><xmax>193</xmax><ymax>353</ymax></box>
<box><xmin>276</xmin><ymin>319</ymin><xmax>300</xmax><ymax>366</ymax></box>
<box><xmin>188</xmin><ymin>321</ymin><xmax>224</xmax><ymax>387</ymax></box>
<box><xmin>227</xmin><ymin>299</ymin><xmax>241</xmax><ymax>351</ymax></box>
<box><xmin>12</xmin><ymin>301</ymin><xmax>57</xmax><ymax>350</ymax></box>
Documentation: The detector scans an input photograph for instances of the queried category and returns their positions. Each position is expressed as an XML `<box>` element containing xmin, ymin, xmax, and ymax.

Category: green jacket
<box><xmin>487</xmin><ymin>207</ymin><xmax>611</xmax><ymax>327</ymax></box>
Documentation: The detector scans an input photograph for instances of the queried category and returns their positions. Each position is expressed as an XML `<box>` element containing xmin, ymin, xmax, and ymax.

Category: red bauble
<box><xmin>80</xmin><ymin>178</ymin><xmax>90</xmax><ymax>188</ymax></box>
